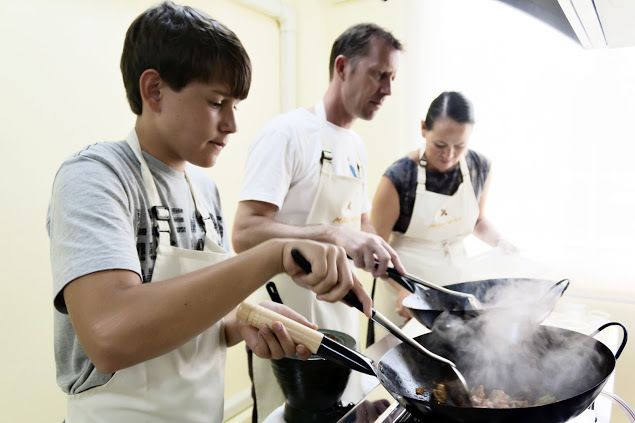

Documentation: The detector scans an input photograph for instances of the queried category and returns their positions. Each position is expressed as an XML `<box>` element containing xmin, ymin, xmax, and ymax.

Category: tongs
<box><xmin>385</xmin><ymin>267</ymin><xmax>483</xmax><ymax>311</ymax></box>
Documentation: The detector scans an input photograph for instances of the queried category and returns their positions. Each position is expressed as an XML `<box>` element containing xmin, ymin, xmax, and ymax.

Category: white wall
<box><xmin>0</xmin><ymin>0</ymin><xmax>280</xmax><ymax>420</ymax></box>
<box><xmin>402</xmin><ymin>0</ymin><xmax>635</xmax><ymax>298</ymax></box>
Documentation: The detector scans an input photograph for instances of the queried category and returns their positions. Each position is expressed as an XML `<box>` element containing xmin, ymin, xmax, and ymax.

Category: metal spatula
<box><xmin>290</xmin><ymin>248</ymin><xmax>472</xmax><ymax>405</ymax></box>
<box><xmin>386</xmin><ymin>267</ymin><xmax>482</xmax><ymax>311</ymax></box>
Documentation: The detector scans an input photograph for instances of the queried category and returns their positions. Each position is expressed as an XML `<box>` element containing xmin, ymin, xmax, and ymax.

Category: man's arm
<box><xmin>232</xmin><ymin>200</ymin><xmax>404</xmax><ymax>277</ymax></box>
<box><xmin>64</xmin><ymin>239</ymin><xmax>369</xmax><ymax>373</ymax></box>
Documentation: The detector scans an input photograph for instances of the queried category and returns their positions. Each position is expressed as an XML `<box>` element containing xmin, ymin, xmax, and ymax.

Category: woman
<box><xmin>371</xmin><ymin>91</ymin><xmax>516</xmax><ymax>322</ymax></box>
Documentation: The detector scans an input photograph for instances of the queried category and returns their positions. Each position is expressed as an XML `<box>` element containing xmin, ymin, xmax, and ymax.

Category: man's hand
<box><xmin>332</xmin><ymin>226</ymin><xmax>405</xmax><ymax>277</ymax></box>
<box><xmin>239</xmin><ymin>301</ymin><xmax>316</xmax><ymax>360</ymax></box>
<box><xmin>395</xmin><ymin>286</ymin><xmax>414</xmax><ymax>320</ymax></box>
<box><xmin>281</xmin><ymin>239</ymin><xmax>373</xmax><ymax>318</ymax></box>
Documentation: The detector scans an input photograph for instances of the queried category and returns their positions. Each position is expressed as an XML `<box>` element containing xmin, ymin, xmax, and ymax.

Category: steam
<box><xmin>429</xmin><ymin>280</ymin><xmax>605</xmax><ymax>403</ymax></box>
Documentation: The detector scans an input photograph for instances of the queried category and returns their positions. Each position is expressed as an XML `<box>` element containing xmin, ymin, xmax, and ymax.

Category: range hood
<box><xmin>498</xmin><ymin>0</ymin><xmax>635</xmax><ymax>49</ymax></box>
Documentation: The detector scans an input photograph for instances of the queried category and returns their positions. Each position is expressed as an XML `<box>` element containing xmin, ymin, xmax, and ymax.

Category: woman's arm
<box><xmin>371</xmin><ymin>175</ymin><xmax>413</xmax><ymax>318</ymax></box>
<box><xmin>473</xmin><ymin>169</ymin><xmax>517</xmax><ymax>252</ymax></box>
<box><xmin>370</xmin><ymin>176</ymin><xmax>401</xmax><ymax>242</ymax></box>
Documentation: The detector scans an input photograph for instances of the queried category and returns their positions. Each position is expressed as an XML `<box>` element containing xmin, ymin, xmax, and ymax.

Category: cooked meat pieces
<box><xmin>432</xmin><ymin>383</ymin><xmax>448</xmax><ymax>403</ymax></box>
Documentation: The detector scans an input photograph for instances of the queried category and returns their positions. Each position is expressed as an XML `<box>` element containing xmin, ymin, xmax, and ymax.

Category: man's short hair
<box><xmin>121</xmin><ymin>1</ymin><xmax>252</xmax><ymax>115</ymax></box>
<box><xmin>328</xmin><ymin>23</ymin><xmax>403</xmax><ymax>80</ymax></box>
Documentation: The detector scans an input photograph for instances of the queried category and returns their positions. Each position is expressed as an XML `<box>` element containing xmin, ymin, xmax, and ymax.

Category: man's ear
<box><xmin>333</xmin><ymin>55</ymin><xmax>349</xmax><ymax>80</ymax></box>
<box><xmin>139</xmin><ymin>69</ymin><xmax>163</xmax><ymax>113</ymax></box>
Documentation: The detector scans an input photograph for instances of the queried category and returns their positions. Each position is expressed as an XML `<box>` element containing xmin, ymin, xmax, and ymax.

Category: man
<box><xmin>233</xmin><ymin>23</ymin><xmax>404</xmax><ymax>421</ymax></box>
<box><xmin>47</xmin><ymin>3</ymin><xmax>370</xmax><ymax>422</ymax></box>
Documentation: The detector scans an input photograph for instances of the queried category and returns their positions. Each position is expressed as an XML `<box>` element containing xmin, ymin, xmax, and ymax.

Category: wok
<box><xmin>375</xmin><ymin>322</ymin><xmax>627</xmax><ymax>422</ymax></box>
<box><xmin>392</xmin><ymin>275</ymin><xmax>570</xmax><ymax>328</ymax></box>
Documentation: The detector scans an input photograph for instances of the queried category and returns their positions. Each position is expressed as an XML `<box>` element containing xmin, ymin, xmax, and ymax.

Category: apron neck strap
<box><xmin>416</xmin><ymin>147</ymin><xmax>470</xmax><ymax>186</ymax></box>
<box><xmin>127</xmin><ymin>130</ymin><xmax>163</xmax><ymax>208</ymax></box>
<box><xmin>314</xmin><ymin>100</ymin><xmax>335</xmax><ymax>172</ymax></box>
<box><xmin>125</xmin><ymin>130</ymin><xmax>219</xmax><ymax>243</ymax></box>
<box><xmin>315</xmin><ymin>100</ymin><xmax>327</xmax><ymax>122</ymax></box>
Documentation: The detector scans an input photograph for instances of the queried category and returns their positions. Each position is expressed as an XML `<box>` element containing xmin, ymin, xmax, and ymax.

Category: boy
<box><xmin>47</xmin><ymin>2</ymin><xmax>370</xmax><ymax>422</ymax></box>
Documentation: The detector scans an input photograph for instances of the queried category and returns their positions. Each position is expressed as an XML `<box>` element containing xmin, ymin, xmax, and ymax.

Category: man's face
<box><xmin>341</xmin><ymin>37</ymin><xmax>400</xmax><ymax>121</ymax></box>
<box><xmin>156</xmin><ymin>80</ymin><xmax>240</xmax><ymax>168</ymax></box>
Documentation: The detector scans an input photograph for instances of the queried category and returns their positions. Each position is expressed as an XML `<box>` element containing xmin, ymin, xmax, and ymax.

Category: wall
<box><xmin>0</xmin><ymin>0</ymin><xmax>280</xmax><ymax>420</ymax></box>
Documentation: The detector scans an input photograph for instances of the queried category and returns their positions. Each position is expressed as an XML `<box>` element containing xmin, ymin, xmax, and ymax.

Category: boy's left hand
<box><xmin>239</xmin><ymin>301</ymin><xmax>317</xmax><ymax>360</ymax></box>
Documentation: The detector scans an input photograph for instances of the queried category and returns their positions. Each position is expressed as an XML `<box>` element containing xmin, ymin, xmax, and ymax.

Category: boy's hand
<box><xmin>281</xmin><ymin>240</ymin><xmax>372</xmax><ymax>317</ymax></box>
<box><xmin>239</xmin><ymin>301</ymin><xmax>316</xmax><ymax>360</ymax></box>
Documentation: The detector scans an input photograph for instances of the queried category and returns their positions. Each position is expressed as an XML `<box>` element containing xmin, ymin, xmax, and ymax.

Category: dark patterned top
<box><xmin>383</xmin><ymin>150</ymin><xmax>490</xmax><ymax>233</ymax></box>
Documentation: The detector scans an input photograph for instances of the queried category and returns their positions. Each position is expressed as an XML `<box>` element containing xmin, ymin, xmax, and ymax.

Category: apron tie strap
<box><xmin>151</xmin><ymin>206</ymin><xmax>171</xmax><ymax>248</ymax></box>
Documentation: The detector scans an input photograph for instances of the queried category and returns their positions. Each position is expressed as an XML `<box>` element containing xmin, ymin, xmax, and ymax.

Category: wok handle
<box><xmin>553</xmin><ymin>279</ymin><xmax>570</xmax><ymax>297</ymax></box>
<box><xmin>599</xmin><ymin>391</ymin><xmax>635</xmax><ymax>421</ymax></box>
<box><xmin>589</xmin><ymin>322</ymin><xmax>628</xmax><ymax>360</ymax></box>
<box><xmin>236</xmin><ymin>302</ymin><xmax>323</xmax><ymax>354</ymax></box>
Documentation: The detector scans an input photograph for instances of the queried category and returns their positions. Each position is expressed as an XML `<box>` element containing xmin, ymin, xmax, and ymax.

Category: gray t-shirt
<box><xmin>47</xmin><ymin>140</ymin><xmax>227</xmax><ymax>394</ymax></box>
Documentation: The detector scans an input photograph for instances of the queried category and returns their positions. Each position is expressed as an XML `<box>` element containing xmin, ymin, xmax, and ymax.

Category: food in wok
<box><xmin>424</xmin><ymin>383</ymin><xmax>557</xmax><ymax>408</ymax></box>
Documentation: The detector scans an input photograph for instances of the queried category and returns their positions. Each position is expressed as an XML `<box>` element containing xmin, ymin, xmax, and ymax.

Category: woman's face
<box><xmin>422</xmin><ymin>117</ymin><xmax>473</xmax><ymax>172</ymax></box>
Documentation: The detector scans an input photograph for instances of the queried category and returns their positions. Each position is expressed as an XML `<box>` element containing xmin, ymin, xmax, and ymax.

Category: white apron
<box><xmin>251</xmin><ymin>102</ymin><xmax>366</xmax><ymax>421</ymax></box>
<box><xmin>375</xmin><ymin>150</ymin><xmax>479</xmax><ymax>325</ymax></box>
<box><xmin>66</xmin><ymin>131</ymin><xmax>229</xmax><ymax>423</ymax></box>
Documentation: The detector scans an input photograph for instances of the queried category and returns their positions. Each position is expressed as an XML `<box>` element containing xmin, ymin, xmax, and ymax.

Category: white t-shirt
<box><xmin>239</xmin><ymin>105</ymin><xmax>371</xmax><ymax>225</ymax></box>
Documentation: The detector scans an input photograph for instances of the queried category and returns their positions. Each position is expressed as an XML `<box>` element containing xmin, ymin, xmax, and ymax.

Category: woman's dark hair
<box><xmin>424</xmin><ymin>91</ymin><xmax>475</xmax><ymax>129</ymax></box>
<box><xmin>328</xmin><ymin>23</ymin><xmax>403</xmax><ymax>80</ymax></box>
<box><xmin>121</xmin><ymin>1</ymin><xmax>251</xmax><ymax>115</ymax></box>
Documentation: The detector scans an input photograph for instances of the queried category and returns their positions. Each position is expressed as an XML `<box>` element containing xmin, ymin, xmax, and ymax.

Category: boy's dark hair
<box><xmin>121</xmin><ymin>1</ymin><xmax>251</xmax><ymax>115</ymax></box>
<box><xmin>425</xmin><ymin>91</ymin><xmax>475</xmax><ymax>129</ymax></box>
<box><xmin>328</xmin><ymin>23</ymin><xmax>403</xmax><ymax>80</ymax></box>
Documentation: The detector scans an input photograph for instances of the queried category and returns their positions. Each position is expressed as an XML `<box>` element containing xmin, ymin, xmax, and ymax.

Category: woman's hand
<box><xmin>281</xmin><ymin>239</ymin><xmax>373</xmax><ymax>317</ymax></box>
<box><xmin>495</xmin><ymin>239</ymin><xmax>519</xmax><ymax>255</ymax></box>
<box><xmin>239</xmin><ymin>301</ymin><xmax>316</xmax><ymax>360</ymax></box>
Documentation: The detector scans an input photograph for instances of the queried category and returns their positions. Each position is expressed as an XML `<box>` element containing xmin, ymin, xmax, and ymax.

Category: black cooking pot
<box><xmin>271</xmin><ymin>328</ymin><xmax>355</xmax><ymax>419</ymax></box>
<box><xmin>376</xmin><ymin>322</ymin><xmax>627</xmax><ymax>422</ymax></box>
<box><xmin>395</xmin><ymin>276</ymin><xmax>569</xmax><ymax>328</ymax></box>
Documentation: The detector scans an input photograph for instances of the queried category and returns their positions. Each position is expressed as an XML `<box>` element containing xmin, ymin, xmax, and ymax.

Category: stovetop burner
<box><xmin>283</xmin><ymin>400</ymin><xmax>354</xmax><ymax>423</ymax></box>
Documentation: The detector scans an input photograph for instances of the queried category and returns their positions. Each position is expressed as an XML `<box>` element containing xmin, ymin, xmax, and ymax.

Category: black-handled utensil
<box><xmin>291</xmin><ymin>248</ymin><xmax>363</xmax><ymax>310</ymax></box>
<box><xmin>266</xmin><ymin>281</ymin><xmax>284</xmax><ymax>304</ymax></box>
<box><xmin>289</xmin><ymin>248</ymin><xmax>472</xmax><ymax>405</ymax></box>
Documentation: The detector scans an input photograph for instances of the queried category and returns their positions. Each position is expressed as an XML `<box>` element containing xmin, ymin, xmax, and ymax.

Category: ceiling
<box><xmin>498</xmin><ymin>0</ymin><xmax>635</xmax><ymax>49</ymax></box>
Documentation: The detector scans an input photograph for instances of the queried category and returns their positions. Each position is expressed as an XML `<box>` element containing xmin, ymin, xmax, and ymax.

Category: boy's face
<box><xmin>155</xmin><ymin>80</ymin><xmax>240</xmax><ymax>169</ymax></box>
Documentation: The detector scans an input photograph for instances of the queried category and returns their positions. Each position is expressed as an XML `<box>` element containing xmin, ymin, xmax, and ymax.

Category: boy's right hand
<box><xmin>281</xmin><ymin>240</ymin><xmax>372</xmax><ymax>317</ymax></box>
